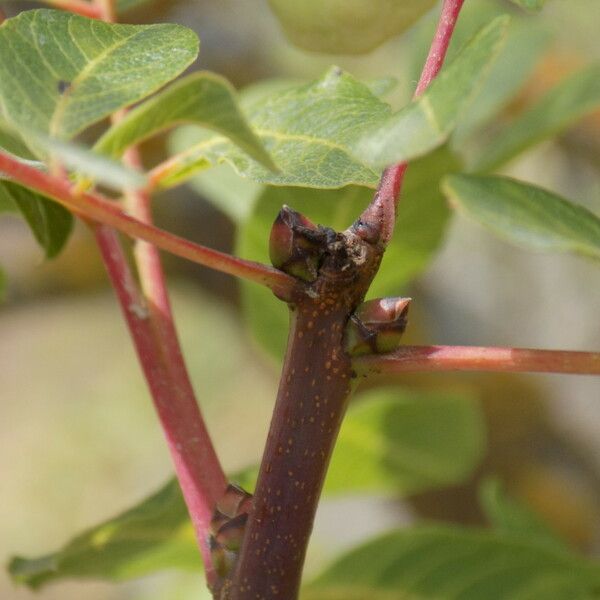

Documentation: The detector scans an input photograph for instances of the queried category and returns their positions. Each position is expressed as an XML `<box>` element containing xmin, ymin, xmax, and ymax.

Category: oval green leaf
<box><xmin>95</xmin><ymin>72</ymin><xmax>275</xmax><ymax>171</ymax></box>
<box><xmin>0</xmin><ymin>9</ymin><xmax>198</xmax><ymax>139</ymax></box>
<box><xmin>164</xmin><ymin>67</ymin><xmax>388</xmax><ymax>189</ymax></box>
<box><xmin>267</xmin><ymin>0</ymin><xmax>437</xmax><ymax>55</ymax></box>
<box><xmin>443</xmin><ymin>174</ymin><xmax>600</xmax><ymax>260</ymax></box>
<box><xmin>354</xmin><ymin>16</ymin><xmax>510</xmax><ymax>169</ymax></box>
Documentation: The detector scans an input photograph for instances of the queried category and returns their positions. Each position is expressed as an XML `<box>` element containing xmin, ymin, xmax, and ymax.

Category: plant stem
<box><xmin>93</xmin><ymin>224</ymin><xmax>225</xmax><ymax>580</ymax></box>
<box><xmin>122</xmin><ymin>148</ymin><xmax>208</xmax><ymax>444</ymax></box>
<box><xmin>89</xmin><ymin>0</ymin><xmax>227</xmax><ymax>582</ymax></box>
<box><xmin>227</xmin><ymin>227</ymin><xmax>383</xmax><ymax>599</ymax></box>
<box><xmin>0</xmin><ymin>150</ymin><xmax>296</xmax><ymax>298</ymax></box>
<box><xmin>354</xmin><ymin>345</ymin><xmax>600</xmax><ymax>376</ymax></box>
<box><xmin>43</xmin><ymin>0</ymin><xmax>102</xmax><ymax>18</ymax></box>
<box><xmin>355</xmin><ymin>0</ymin><xmax>465</xmax><ymax>246</ymax></box>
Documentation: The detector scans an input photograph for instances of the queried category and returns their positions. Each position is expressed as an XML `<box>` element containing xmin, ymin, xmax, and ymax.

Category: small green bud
<box><xmin>344</xmin><ymin>297</ymin><xmax>411</xmax><ymax>356</ymax></box>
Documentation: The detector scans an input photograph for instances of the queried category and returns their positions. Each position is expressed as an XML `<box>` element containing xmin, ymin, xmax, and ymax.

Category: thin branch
<box><xmin>354</xmin><ymin>345</ymin><xmax>600</xmax><ymax>376</ymax></box>
<box><xmin>93</xmin><ymin>225</ymin><xmax>224</xmax><ymax>581</ymax></box>
<box><xmin>42</xmin><ymin>0</ymin><xmax>102</xmax><ymax>18</ymax></box>
<box><xmin>88</xmin><ymin>0</ymin><xmax>226</xmax><ymax>583</ymax></box>
<box><xmin>354</xmin><ymin>0</ymin><xmax>465</xmax><ymax>246</ymax></box>
<box><xmin>0</xmin><ymin>151</ymin><xmax>297</xmax><ymax>298</ymax></box>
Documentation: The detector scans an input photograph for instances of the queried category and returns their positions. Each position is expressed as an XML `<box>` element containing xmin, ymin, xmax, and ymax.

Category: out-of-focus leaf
<box><xmin>354</xmin><ymin>16</ymin><xmax>510</xmax><ymax>169</ymax></box>
<box><xmin>95</xmin><ymin>72</ymin><xmax>275</xmax><ymax>171</ymax></box>
<box><xmin>443</xmin><ymin>174</ymin><xmax>600</xmax><ymax>260</ymax></box>
<box><xmin>0</xmin><ymin>128</ymin><xmax>35</xmax><ymax>159</ymax></box>
<box><xmin>30</xmin><ymin>131</ymin><xmax>146</xmax><ymax>191</ymax></box>
<box><xmin>0</xmin><ymin>9</ymin><xmax>198</xmax><ymax>140</ymax></box>
<box><xmin>9</xmin><ymin>386</ymin><xmax>484</xmax><ymax>588</ymax></box>
<box><xmin>8</xmin><ymin>480</ymin><xmax>201</xmax><ymax>589</ymax></box>
<box><xmin>116</xmin><ymin>0</ymin><xmax>152</xmax><ymax>12</ymax></box>
<box><xmin>326</xmin><ymin>388</ymin><xmax>485</xmax><ymax>495</ymax></box>
<box><xmin>473</xmin><ymin>65</ymin><xmax>600</xmax><ymax>172</ymax></box>
<box><xmin>184</xmin><ymin>164</ymin><xmax>264</xmax><ymax>223</ymax></box>
<box><xmin>267</xmin><ymin>0</ymin><xmax>437</xmax><ymax>55</ymax></box>
<box><xmin>0</xmin><ymin>180</ymin><xmax>72</xmax><ymax>258</ymax></box>
<box><xmin>479</xmin><ymin>479</ymin><xmax>570</xmax><ymax>552</ymax></box>
<box><xmin>452</xmin><ymin>20</ymin><xmax>550</xmax><ymax>144</ymax></box>
<box><xmin>163</xmin><ymin>67</ymin><xmax>387</xmax><ymax>189</ymax></box>
<box><xmin>510</xmin><ymin>0</ymin><xmax>547</xmax><ymax>11</ymax></box>
<box><xmin>0</xmin><ymin>130</ymin><xmax>74</xmax><ymax>257</ymax></box>
<box><xmin>238</xmin><ymin>147</ymin><xmax>460</xmax><ymax>359</ymax></box>
<box><xmin>307</xmin><ymin>526</ymin><xmax>600</xmax><ymax>600</ymax></box>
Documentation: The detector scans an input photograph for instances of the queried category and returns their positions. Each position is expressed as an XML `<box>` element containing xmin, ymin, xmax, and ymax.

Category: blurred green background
<box><xmin>1</xmin><ymin>0</ymin><xmax>599</xmax><ymax>598</ymax></box>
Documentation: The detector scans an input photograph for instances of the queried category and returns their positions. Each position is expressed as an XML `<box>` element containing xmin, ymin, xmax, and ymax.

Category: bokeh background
<box><xmin>1</xmin><ymin>0</ymin><xmax>599</xmax><ymax>598</ymax></box>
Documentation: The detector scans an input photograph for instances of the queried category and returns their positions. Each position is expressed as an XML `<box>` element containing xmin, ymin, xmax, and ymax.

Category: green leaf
<box><xmin>267</xmin><ymin>0</ymin><xmax>437</xmax><ymax>55</ymax></box>
<box><xmin>479</xmin><ymin>479</ymin><xmax>571</xmax><ymax>552</ymax></box>
<box><xmin>238</xmin><ymin>147</ymin><xmax>460</xmax><ymax>359</ymax></box>
<box><xmin>510</xmin><ymin>0</ymin><xmax>547</xmax><ymax>11</ymax></box>
<box><xmin>354</xmin><ymin>16</ymin><xmax>510</xmax><ymax>169</ymax></box>
<box><xmin>0</xmin><ymin>130</ymin><xmax>74</xmax><ymax>257</ymax></box>
<box><xmin>164</xmin><ymin>67</ymin><xmax>388</xmax><ymax>189</ymax></box>
<box><xmin>0</xmin><ymin>180</ymin><xmax>72</xmax><ymax>258</ymax></box>
<box><xmin>0</xmin><ymin>9</ymin><xmax>198</xmax><ymax>140</ymax></box>
<box><xmin>183</xmin><ymin>164</ymin><xmax>264</xmax><ymax>223</ymax></box>
<box><xmin>307</xmin><ymin>526</ymin><xmax>600</xmax><ymax>600</ymax></box>
<box><xmin>473</xmin><ymin>64</ymin><xmax>600</xmax><ymax>172</ymax></box>
<box><xmin>452</xmin><ymin>20</ymin><xmax>550</xmax><ymax>144</ymax></box>
<box><xmin>95</xmin><ymin>72</ymin><xmax>275</xmax><ymax>171</ymax></box>
<box><xmin>326</xmin><ymin>388</ymin><xmax>485</xmax><ymax>495</ymax></box>
<box><xmin>117</xmin><ymin>0</ymin><xmax>153</xmax><ymax>12</ymax></box>
<box><xmin>8</xmin><ymin>480</ymin><xmax>201</xmax><ymax>589</ymax></box>
<box><xmin>29</xmin><ymin>130</ymin><xmax>146</xmax><ymax>190</ymax></box>
<box><xmin>443</xmin><ymin>174</ymin><xmax>600</xmax><ymax>260</ymax></box>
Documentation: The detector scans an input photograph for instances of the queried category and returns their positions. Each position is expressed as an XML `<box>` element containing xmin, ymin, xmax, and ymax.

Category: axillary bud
<box><xmin>344</xmin><ymin>297</ymin><xmax>411</xmax><ymax>356</ymax></box>
<box><xmin>269</xmin><ymin>205</ymin><xmax>324</xmax><ymax>282</ymax></box>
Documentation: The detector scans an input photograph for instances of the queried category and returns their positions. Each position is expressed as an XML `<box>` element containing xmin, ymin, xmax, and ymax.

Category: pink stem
<box><xmin>354</xmin><ymin>345</ymin><xmax>600</xmax><ymax>376</ymax></box>
<box><xmin>356</xmin><ymin>0</ymin><xmax>465</xmax><ymax>245</ymax></box>
<box><xmin>89</xmin><ymin>0</ymin><xmax>225</xmax><ymax>582</ymax></box>
<box><xmin>43</xmin><ymin>0</ymin><xmax>102</xmax><ymax>18</ymax></box>
<box><xmin>93</xmin><ymin>225</ymin><xmax>224</xmax><ymax>576</ymax></box>
<box><xmin>0</xmin><ymin>151</ymin><xmax>296</xmax><ymax>299</ymax></box>
<box><xmin>415</xmin><ymin>0</ymin><xmax>466</xmax><ymax>96</ymax></box>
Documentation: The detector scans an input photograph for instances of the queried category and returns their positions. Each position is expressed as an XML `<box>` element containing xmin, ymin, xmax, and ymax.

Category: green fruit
<box><xmin>268</xmin><ymin>0</ymin><xmax>437</xmax><ymax>55</ymax></box>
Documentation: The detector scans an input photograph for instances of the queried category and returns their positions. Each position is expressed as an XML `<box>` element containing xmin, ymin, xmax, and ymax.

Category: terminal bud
<box><xmin>269</xmin><ymin>205</ymin><xmax>324</xmax><ymax>281</ymax></box>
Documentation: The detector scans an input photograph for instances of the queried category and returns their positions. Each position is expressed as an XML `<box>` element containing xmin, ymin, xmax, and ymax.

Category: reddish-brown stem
<box><xmin>227</xmin><ymin>224</ymin><xmax>383</xmax><ymax>599</ymax></box>
<box><xmin>0</xmin><ymin>8</ymin><xmax>6</xmax><ymax>24</ymax></box>
<box><xmin>93</xmin><ymin>224</ymin><xmax>225</xmax><ymax>578</ymax></box>
<box><xmin>0</xmin><ymin>151</ymin><xmax>296</xmax><ymax>298</ymax></box>
<box><xmin>42</xmin><ymin>0</ymin><xmax>102</xmax><ymax>18</ymax></box>
<box><xmin>355</xmin><ymin>0</ymin><xmax>465</xmax><ymax>245</ymax></box>
<box><xmin>354</xmin><ymin>345</ymin><xmax>600</xmax><ymax>376</ymax></box>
